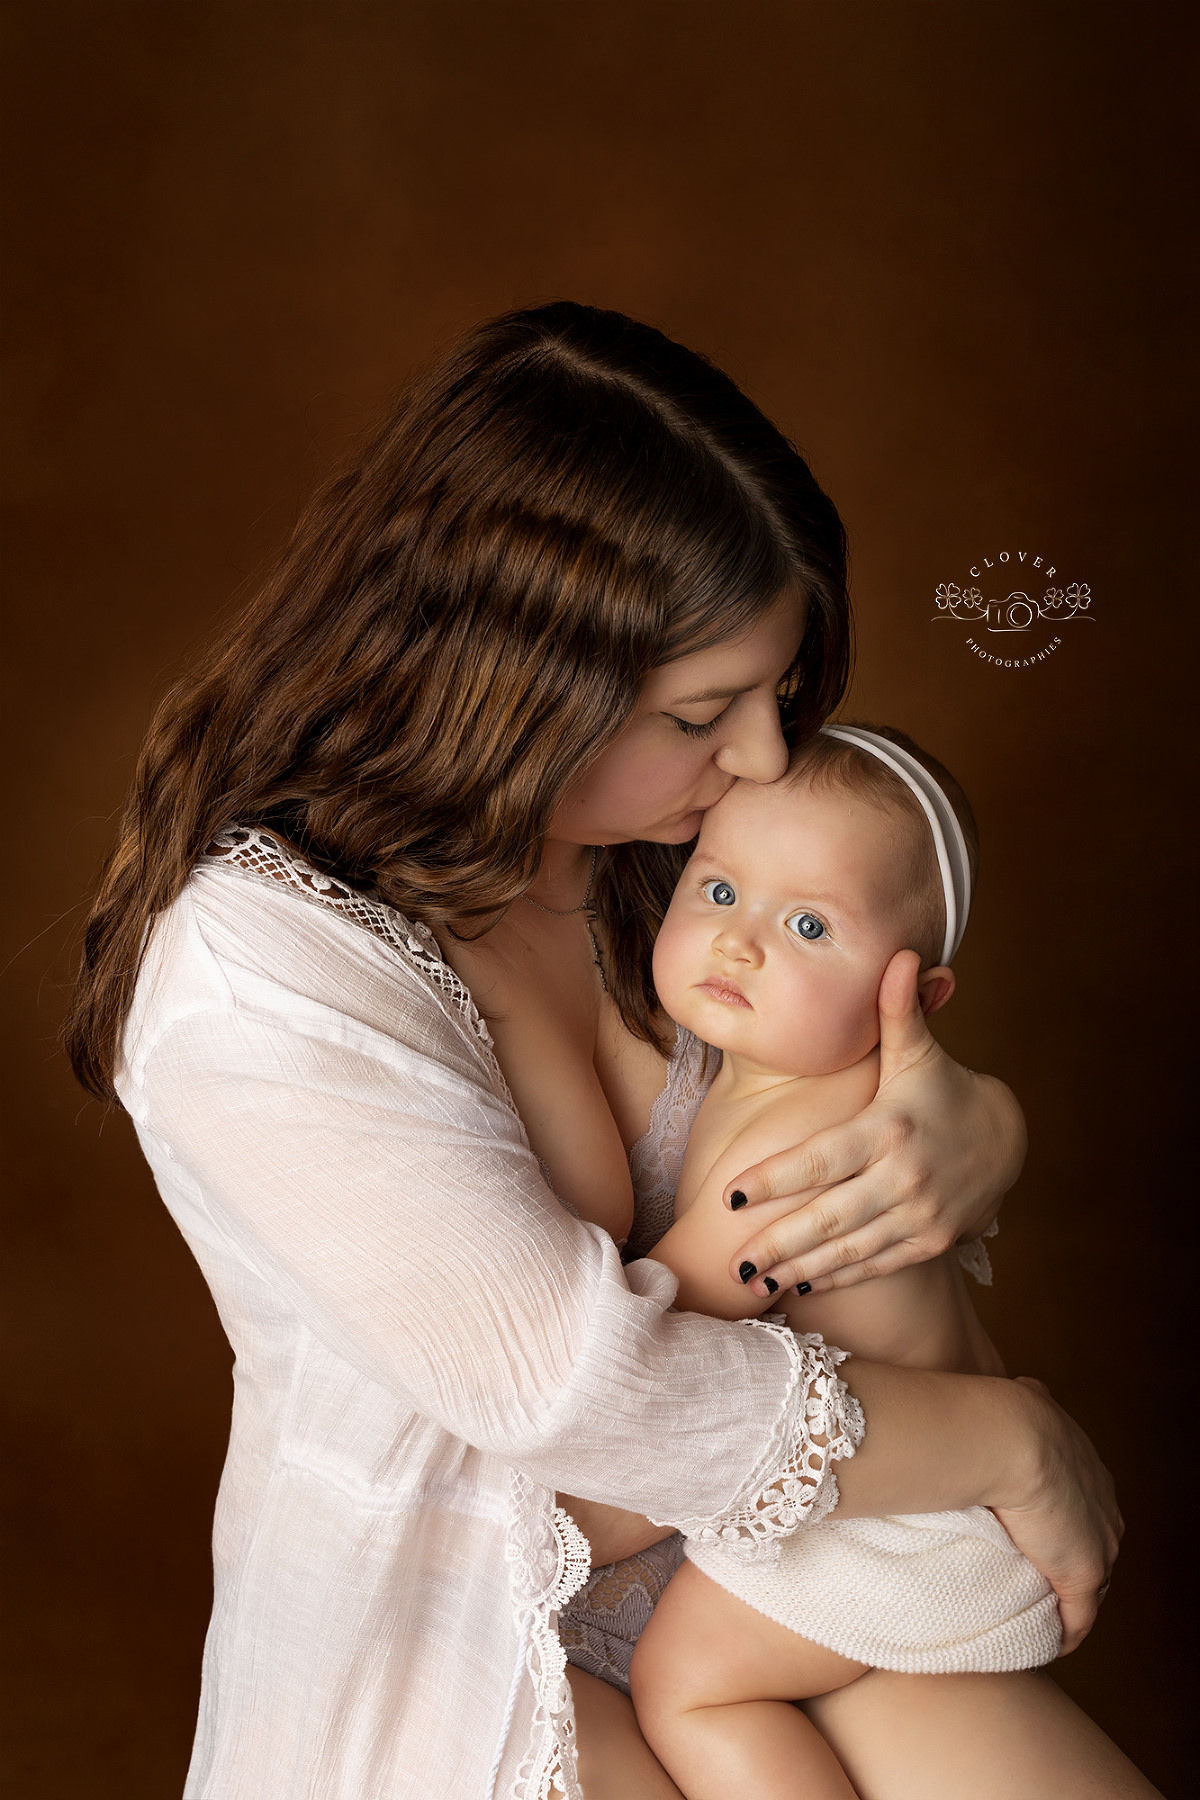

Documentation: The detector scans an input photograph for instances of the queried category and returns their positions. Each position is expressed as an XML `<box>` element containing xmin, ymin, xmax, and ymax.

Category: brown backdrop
<box><xmin>2</xmin><ymin>3</ymin><xmax>1193</xmax><ymax>1794</ymax></box>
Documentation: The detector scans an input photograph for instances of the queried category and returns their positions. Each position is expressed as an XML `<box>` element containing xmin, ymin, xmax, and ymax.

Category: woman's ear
<box><xmin>917</xmin><ymin>964</ymin><xmax>956</xmax><ymax>1016</ymax></box>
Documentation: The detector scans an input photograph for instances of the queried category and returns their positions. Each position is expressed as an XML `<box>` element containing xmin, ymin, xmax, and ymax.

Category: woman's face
<box><xmin>549</xmin><ymin>591</ymin><xmax>805</xmax><ymax>846</ymax></box>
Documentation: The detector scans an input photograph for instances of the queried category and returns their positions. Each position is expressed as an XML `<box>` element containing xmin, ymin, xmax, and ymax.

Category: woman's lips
<box><xmin>695</xmin><ymin>977</ymin><xmax>752</xmax><ymax>1009</ymax></box>
<box><xmin>673</xmin><ymin>784</ymin><xmax>736</xmax><ymax>828</ymax></box>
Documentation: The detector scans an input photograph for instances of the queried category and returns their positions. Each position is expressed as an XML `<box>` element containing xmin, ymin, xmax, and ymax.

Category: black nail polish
<box><xmin>729</xmin><ymin>1190</ymin><xmax>748</xmax><ymax>1210</ymax></box>
<box><xmin>795</xmin><ymin>1281</ymin><xmax>812</xmax><ymax>1297</ymax></box>
<box><xmin>763</xmin><ymin>1276</ymin><xmax>779</xmax><ymax>1295</ymax></box>
<box><xmin>739</xmin><ymin>1261</ymin><xmax>757</xmax><ymax>1284</ymax></box>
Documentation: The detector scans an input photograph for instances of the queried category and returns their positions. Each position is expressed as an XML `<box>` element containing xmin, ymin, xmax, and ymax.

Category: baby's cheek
<box><xmin>651</xmin><ymin>918</ymin><xmax>690</xmax><ymax>1018</ymax></box>
<box><xmin>765</xmin><ymin>972</ymin><xmax>879</xmax><ymax>1074</ymax></box>
<box><xmin>815</xmin><ymin>993</ymin><xmax>886</xmax><ymax>1068</ymax></box>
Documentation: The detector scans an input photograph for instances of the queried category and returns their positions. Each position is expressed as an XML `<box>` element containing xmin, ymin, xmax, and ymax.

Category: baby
<box><xmin>626</xmin><ymin>724</ymin><xmax>1060</xmax><ymax>1800</ymax></box>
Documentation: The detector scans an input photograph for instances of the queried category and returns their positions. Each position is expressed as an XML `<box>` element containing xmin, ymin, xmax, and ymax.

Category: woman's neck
<box><xmin>525</xmin><ymin>837</ymin><xmax>595</xmax><ymax>910</ymax></box>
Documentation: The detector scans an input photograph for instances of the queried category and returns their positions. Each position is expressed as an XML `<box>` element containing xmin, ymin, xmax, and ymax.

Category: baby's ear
<box><xmin>917</xmin><ymin>965</ymin><xmax>956</xmax><ymax>1016</ymax></box>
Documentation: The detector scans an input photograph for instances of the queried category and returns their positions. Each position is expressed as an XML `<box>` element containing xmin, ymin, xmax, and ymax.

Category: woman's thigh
<box><xmin>558</xmin><ymin>1667</ymin><xmax>684</xmax><ymax>1800</ymax></box>
<box><xmin>804</xmin><ymin>1668</ymin><xmax>1162</xmax><ymax>1800</ymax></box>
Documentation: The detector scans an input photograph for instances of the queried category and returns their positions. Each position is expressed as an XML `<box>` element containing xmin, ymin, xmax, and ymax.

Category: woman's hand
<box><xmin>992</xmin><ymin>1376</ymin><xmax>1123</xmax><ymax>1655</ymax></box>
<box><xmin>725</xmin><ymin>950</ymin><xmax>1027</xmax><ymax>1297</ymax></box>
<box><xmin>836</xmin><ymin>1363</ymin><xmax>1122</xmax><ymax>1658</ymax></box>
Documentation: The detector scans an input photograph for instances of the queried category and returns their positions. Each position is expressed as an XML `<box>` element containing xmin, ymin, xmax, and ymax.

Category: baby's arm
<box><xmin>652</xmin><ymin>1107</ymin><xmax>1004</xmax><ymax>1375</ymax></box>
<box><xmin>648</xmin><ymin>1110</ymin><xmax>820</xmax><ymax>1319</ymax></box>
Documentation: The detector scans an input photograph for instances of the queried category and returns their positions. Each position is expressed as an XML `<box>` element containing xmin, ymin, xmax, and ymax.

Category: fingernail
<box><xmin>762</xmin><ymin>1276</ymin><xmax>779</xmax><ymax>1295</ymax></box>
<box><xmin>729</xmin><ymin>1190</ymin><xmax>748</xmax><ymax>1210</ymax></box>
<box><xmin>739</xmin><ymin>1261</ymin><xmax>757</xmax><ymax>1284</ymax></box>
<box><xmin>795</xmin><ymin>1281</ymin><xmax>812</xmax><ymax>1297</ymax></box>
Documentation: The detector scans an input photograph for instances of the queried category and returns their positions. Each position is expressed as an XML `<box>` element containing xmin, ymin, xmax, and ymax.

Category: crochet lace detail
<box><xmin>624</xmin><ymin>1029</ymin><xmax>720</xmax><ymax>1263</ymax></box>
<box><xmin>200</xmin><ymin>826</ymin><xmax>513</xmax><ymax>1106</ymax></box>
<box><xmin>654</xmin><ymin>1324</ymin><xmax>865</xmax><ymax>1558</ymax></box>
<box><xmin>957</xmin><ymin>1218</ymin><xmax>1000</xmax><ymax>1286</ymax></box>
<box><xmin>506</xmin><ymin>1472</ymin><xmax>592</xmax><ymax>1800</ymax></box>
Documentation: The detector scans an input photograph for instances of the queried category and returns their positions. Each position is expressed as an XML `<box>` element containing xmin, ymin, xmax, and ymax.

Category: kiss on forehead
<box><xmin>652</xmin><ymin>725</ymin><xmax>976</xmax><ymax>1084</ymax></box>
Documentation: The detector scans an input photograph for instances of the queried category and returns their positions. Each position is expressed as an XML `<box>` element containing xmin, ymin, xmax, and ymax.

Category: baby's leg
<box><xmin>630</xmin><ymin>1557</ymin><xmax>867</xmax><ymax>1800</ymax></box>
<box><xmin>557</xmin><ymin>1668</ymin><xmax>684</xmax><ymax>1800</ymax></box>
<box><xmin>804</xmin><ymin>1668</ymin><xmax>1163</xmax><ymax>1800</ymax></box>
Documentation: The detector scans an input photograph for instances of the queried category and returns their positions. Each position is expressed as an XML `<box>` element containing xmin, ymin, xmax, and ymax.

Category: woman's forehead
<box><xmin>642</xmin><ymin>592</ymin><xmax>806</xmax><ymax>705</ymax></box>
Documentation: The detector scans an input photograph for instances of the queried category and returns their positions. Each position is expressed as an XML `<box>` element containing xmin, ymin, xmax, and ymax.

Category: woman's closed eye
<box><xmin>785</xmin><ymin>911</ymin><xmax>826</xmax><ymax>941</ymax></box>
<box><xmin>702</xmin><ymin>879</ymin><xmax>737</xmax><ymax>906</ymax></box>
<box><xmin>667</xmin><ymin>709</ymin><xmax>727</xmax><ymax>739</ymax></box>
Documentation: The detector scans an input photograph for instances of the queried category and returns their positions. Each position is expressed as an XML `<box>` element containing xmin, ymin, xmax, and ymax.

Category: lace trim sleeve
<box><xmin>650</xmin><ymin>1323</ymin><xmax>865</xmax><ymax>1560</ymax></box>
<box><xmin>504</xmin><ymin>1471</ymin><xmax>591</xmax><ymax>1800</ymax></box>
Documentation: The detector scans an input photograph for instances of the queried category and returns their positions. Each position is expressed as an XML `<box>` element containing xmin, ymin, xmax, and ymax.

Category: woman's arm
<box><xmin>724</xmin><ymin>951</ymin><xmax>1025</xmax><ymax>1298</ymax></box>
<box><xmin>140</xmin><ymin>999</ymin><xmax>1112</xmax><ymax>1644</ymax></box>
<box><xmin>835</xmin><ymin>1362</ymin><xmax>1121</xmax><ymax>1654</ymax></box>
<box><xmin>644</xmin><ymin>1153</ymin><xmax>1119</xmax><ymax>1651</ymax></box>
<box><xmin>564</xmin><ymin>1366</ymin><xmax>1121</xmax><ymax>1641</ymax></box>
<box><xmin>137</xmin><ymin>1005</ymin><xmax>844</xmax><ymax>1533</ymax></box>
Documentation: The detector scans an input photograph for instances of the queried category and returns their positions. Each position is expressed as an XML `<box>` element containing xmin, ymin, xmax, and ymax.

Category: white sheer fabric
<box><xmin>117</xmin><ymin>830</ymin><xmax>862</xmax><ymax>1799</ymax></box>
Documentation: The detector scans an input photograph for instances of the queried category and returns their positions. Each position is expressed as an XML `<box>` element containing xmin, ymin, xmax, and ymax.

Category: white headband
<box><xmin>819</xmin><ymin>725</ymin><xmax>972</xmax><ymax>963</ymax></box>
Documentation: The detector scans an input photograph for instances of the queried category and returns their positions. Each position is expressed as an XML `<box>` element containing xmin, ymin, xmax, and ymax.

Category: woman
<box><xmin>67</xmin><ymin>304</ymin><xmax>1124</xmax><ymax>1800</ymax></box>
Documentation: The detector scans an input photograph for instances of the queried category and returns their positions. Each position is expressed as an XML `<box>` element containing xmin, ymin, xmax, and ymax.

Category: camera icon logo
<box><xmin>985</xmin><ymin>592</ymin><xmax>1039</xmax><ymax>633</ymax></box>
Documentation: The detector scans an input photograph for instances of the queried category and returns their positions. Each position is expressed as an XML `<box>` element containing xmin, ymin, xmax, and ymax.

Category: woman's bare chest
<box><xmin>436</xmin><ymin>911</ymin><xmax>666</xmax><ymax>1238</ymax></box>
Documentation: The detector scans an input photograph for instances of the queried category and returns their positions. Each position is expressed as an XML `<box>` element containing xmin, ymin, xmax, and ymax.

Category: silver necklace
<box><xmin>521</xmin><ymin>846</ymin><xmax>608</xmax><ymax>991</ymax></box>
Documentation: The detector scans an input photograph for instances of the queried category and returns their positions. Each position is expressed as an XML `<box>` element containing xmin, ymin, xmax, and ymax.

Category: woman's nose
<box><xmin>713</xmin><ymin>692</ymin><xmax>789</xmax><ymax>784</ymax></box>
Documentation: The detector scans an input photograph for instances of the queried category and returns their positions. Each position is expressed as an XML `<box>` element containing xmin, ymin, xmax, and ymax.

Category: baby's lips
<box><xmin>696</xmin><ymin>976</ymin><xmax>751</xmax><ymax>1006</ymax></box>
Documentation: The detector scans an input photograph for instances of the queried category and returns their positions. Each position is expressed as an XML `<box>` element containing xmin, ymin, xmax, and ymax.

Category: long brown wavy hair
<box><xmin>67</xmin><ymin>302</ymin><xmax>851</xmax><ymax>1100</ymax></box>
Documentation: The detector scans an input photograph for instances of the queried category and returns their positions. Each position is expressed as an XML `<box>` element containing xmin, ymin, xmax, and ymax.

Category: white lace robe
<box><xmin>116</xmin><ymin>830</ymin><xmax>862</xmax><ymax>1799</ymax></box>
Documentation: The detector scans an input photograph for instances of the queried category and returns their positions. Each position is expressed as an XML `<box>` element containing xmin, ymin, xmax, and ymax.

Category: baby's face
<box><xmin>653</xmin><ymin>775</ymin><xmax>919</xmax><ymax>1078</ymax></box>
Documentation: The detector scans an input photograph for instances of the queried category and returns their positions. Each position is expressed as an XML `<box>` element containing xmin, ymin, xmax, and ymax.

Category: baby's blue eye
<box><xmin>787</xmin><ymin>913</ymin><xmax>826</xmax><ymax>941</ymax></box>
<box><xmin>703</xmin><ymin>880</ymin><xmax>737</xmax><ymax>906</ymax></box>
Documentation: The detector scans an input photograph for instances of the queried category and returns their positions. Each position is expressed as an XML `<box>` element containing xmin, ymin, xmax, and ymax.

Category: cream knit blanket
<box><xmin>686</xmin><ymin>1503</ymin><xmax>1061</xmax><ymax>1674</ymax></box>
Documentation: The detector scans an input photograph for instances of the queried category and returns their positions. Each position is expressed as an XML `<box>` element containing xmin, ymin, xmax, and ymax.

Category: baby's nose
<box><xmin>713</xmin><ymin>924</ymin><xmax>761</xmax><ymax>965</ymax></box>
